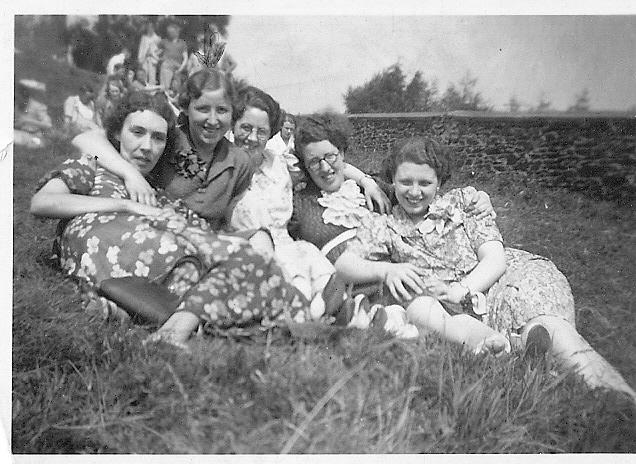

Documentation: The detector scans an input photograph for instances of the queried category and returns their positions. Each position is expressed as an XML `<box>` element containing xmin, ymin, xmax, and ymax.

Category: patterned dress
<box><xmin>36</xmin><ymin>157</ymin><xmax>310</xmax><ymax>330</ymax></box>
<box><xmin>345</xmin><ymin>186</ymin><xmax>576</xmax><ymax>334</ymax></box>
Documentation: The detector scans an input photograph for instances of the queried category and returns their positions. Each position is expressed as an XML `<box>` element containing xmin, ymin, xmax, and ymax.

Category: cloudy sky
<box><xmin>226</xmin><ymin>15</ymin><xmax>636</xmax><ymax>113</ymax></box>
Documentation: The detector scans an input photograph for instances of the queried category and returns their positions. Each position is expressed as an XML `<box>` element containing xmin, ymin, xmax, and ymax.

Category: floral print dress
<box><xmin>345</xmin><ymin>186</ymin><xmax>576</xmax><ymax>334</ymax></box>
<box><xmin>36</xmin><ymin>157</ymin><xmax>310</xmax><ymax>330</ymax></box>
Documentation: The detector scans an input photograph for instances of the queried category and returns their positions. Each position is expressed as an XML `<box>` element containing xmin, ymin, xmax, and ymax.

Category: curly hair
<box><xmin>382</xmin><ymin>137</ymin><xmax>453</xmax><ymax>186</ymax></box>
<box><xmin>295</xmin><ymin>112</ymin><xmax>352</xmax><ymax>164</ymax></box>
<box><xmin>105</xmin><ymin>91</ymin><xmax>178</xmax><ymax>162</ymax></box>
<box><xmin>232</xmin><ymin>86</ymin><xmax>283</xmax><ymax>139</ymax></box>
<box><xmin>177</xmin><ymin>68</ymin><xmax>235</xmax><ymax>113</ymax></box>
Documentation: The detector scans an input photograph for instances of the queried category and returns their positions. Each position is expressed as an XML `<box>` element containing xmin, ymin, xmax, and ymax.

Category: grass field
<box><xmin>12</xmin><ymin>46</ymin><xmax>636</xmax><ymax>454</ymax></box>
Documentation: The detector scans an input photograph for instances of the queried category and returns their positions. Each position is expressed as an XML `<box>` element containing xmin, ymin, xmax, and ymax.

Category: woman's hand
<box><xmin>428</xmin><ymin>281</ymin><xmax>468</xmax><ymax>305</ymax></box>
<box><xmin>360</xmin><ymin>176</ymin><xmax>391</xmax><ymax>214</ymax></box>
<box><xmin>383</xmin><ymin>263</ymin><xmax>425</xmax><ymax>302</ymax></box>
<box><xmin>465</xmin><ymin>190</ymin><xmax>495</xmax><ymax>220</ymax></box>
<box><xmin>124</xmin><ymin>170</ymin><xmax>157</xmax><ymax>206</ymax></box>
<box><xmin>124</xmin><ymin>200</ymin><xmax>164</xmax><ymax>217</ymax></box>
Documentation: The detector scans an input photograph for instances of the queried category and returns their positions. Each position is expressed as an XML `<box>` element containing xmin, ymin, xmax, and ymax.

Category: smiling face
<box><xmin>233</xmin><ymin>106</ymin><xmax>271</xmax><ymax>163</ymax></box>
<box><xmin>108</xmin><ymin>83</ymin><xmax>122</xmax><ymax>100</ymax></box>
<box><xmin>302</xmin><ymin>140</ymin><xmax>345</xmax><ymax>192</ymax></box>
<box><xmin>186</xmin><ymin>88</ymin><xmax>233</xmax><ymax>150</ymax></box>
<box><xmin>117</xmin><ymin>110</ymin><xmax>168</xmax><ymax>176</ymax></box>
<box><xmin>393</xmin><ymin>162</ymin><xmax>440</xmax><ymax>219</ymax></box>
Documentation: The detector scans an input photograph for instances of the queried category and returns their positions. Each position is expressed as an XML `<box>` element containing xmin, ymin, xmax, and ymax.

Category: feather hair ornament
<box><xmin>194</xmin><ymin>31</ymin><xmax>226</xmax><ymax>69</ymax></box>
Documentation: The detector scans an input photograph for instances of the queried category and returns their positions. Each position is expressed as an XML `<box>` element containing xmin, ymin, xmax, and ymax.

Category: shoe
<box><xmin>322</xmin><ymin>273</ymin><xmax>348</xmax><ymax>317</ymax></box>
<box><xmin>524</xmin><ymin>324</ymin><xmax>552</xmax><ymax>358</ymax></box>
<box><xmin>369</xmin><ymin>305</ymin><xmax>419</xmax><ymax>340</ymax></box>
<box><xmin>474</xmin><ymin>334</ymin><xmax>511</xmax><ymax>357</ymax></box>
<box><xmin>334</xmin><ymin>294</ymin><xmax>370</xmax><ymax>328</ymax></box>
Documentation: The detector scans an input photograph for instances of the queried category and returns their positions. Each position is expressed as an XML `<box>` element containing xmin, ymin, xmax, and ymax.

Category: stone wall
<box><xmin>348</xmin><ymin>112</ymin><xmax>635</xmax><ymax>203</ymax></box>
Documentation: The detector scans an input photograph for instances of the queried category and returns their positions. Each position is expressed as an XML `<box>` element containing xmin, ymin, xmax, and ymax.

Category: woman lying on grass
<box><xmin>335</xmin><ymin>136</ymin><xmax>636</xmax><ymax>402</ymax></box>
<box><xmin>30</xmin><ymin>91</ymin><xmax>315</xmax><ymax>348</ymax></box>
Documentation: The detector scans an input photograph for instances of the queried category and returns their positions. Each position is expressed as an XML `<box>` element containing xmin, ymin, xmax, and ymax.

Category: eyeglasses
<box><xmin>306</xmin><ymin>152</ymin><xmax>340</xmax><ymax>172</ymax></box>
<box><xmin>237</xmin><ymin>123</ymin><xmax>270</xmax><ymax>141</ymax></box>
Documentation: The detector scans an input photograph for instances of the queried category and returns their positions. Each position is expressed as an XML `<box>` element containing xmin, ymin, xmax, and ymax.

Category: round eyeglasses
<box><xmin>306</xmin><ymin>152</ymin><xmax>340</xmax><ymax>172</ymax></box>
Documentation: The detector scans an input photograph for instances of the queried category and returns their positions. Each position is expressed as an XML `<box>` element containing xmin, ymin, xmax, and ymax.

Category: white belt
<box><xmin>320</xmin><ymin>229</ymin><xmax>357</xmax><ymax>257</ymax></box>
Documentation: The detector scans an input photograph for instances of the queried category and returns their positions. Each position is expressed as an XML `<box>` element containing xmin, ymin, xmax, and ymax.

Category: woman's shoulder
<box><xmin>224</xmin><ymin>139</ymin><xmax>252</xmax><ymax>170</ymax></box>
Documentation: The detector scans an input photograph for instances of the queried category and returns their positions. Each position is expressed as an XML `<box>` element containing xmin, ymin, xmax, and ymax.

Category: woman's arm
<box><xmin>335</xmin><ymin>251</ymin><xmax>425</xmax><ymax>302</ymax></box>
<box><xmin>463</xmin><ymin>240</ymin><xmax>507</xmax><ymax>292</ymax></box>
<box><xmin>72</xmin><ymin>129</ymin><xmax>157</xmax><ymax>206</ymax></box>
<box><xmin>430</xmin><ymin>240</ymin><xmax>507</xmax><ymax>304</ymax></box>
<box><xmin>342</xmin><ymin>163</ymin><xmax>391</xmax><ymax>214</ymax></box>
<box><xmin>30</xmin><ymin>177</ymin><xmax>162</xmax><ymax>219</ymax></box>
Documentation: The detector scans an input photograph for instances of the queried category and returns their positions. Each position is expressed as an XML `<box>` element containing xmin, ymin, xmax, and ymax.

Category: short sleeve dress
<box><xmin>346</xmin><ymin>187</ymin><xmax>576</xmax><ymax>334</ymax></box>
<box><xmin>36</xmin><ymin>157</ymin><xmax>310</xmax><ymax>329</ymax></box>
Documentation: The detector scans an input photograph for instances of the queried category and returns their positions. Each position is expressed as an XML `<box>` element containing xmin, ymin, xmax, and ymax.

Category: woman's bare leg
<box><xmin>407</xmin><ymin>296</ymin><xmax>508</xmax><ymax>354</ymax></box>
<box><xmin>522</xmin><ymin>315</ymin><xmax>636</xmax><ymax>402</ymax></box>
<box><xmin>153</xmin><ymin>311</ymin><xmax>200</xmax><ymax>345</ymax></box>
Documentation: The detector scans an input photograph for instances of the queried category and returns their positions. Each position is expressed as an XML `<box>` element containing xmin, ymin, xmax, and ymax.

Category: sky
<box><xmin>226</xmin><ymin>15</ymin><xmax>636</xmax><ymax>113</ymax></box>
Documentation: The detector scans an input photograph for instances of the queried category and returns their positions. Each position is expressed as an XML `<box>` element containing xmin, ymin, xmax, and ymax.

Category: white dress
<box><xmin>231</xmin><ymin>149</ymin><xmax>334</xmax><ymax>300</ymax></box>
<box><xmin>265</xmin><ymin>132</ymin><xmax>300</xmax><ymax>173</ymax></box>
<box><xmin>63</xmin><ymin>96</ymin><xmax>99</xmax><ymax>133</ymax></box>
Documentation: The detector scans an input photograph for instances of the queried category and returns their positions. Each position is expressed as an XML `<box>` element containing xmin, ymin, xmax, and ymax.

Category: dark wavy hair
<box><xmin>177</xmin><ymin>68</ymin><xmax>235</xmax><ymax>114</ymax></box>
<box><xmin>294</xmin><ymin>112</ymin><xmax>351</xmax><ymax>166</ymax></box>
<box><xmin>105</xmin><ymin>91</ymin><xmax>178</xmax><ymax>163</ymax></box>
<box><xmin>382</xmin><ymin>137</ymin><xmax>453</xmax><ymax>186</ymax></box>
<box><xmin>232</xmin><ymin>86</ymin><xmax>283</xmax><ymax>139</ymax></box>
<box><xmin>293</xmin><ymin>113</ymin><xmax>352</xmax><ymax>192</ymax></box>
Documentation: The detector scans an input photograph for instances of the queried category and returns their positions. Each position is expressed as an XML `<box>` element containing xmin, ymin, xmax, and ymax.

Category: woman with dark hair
<box><xmin>95</xmin><ymin>75</ymin><xmax>125</xmax><ymax>127</ymax></box>
<box><xmin>31</xmin><ymin>91</ymin><xmax>310</xmax><ymax>347</ymax></box>
<box><xmin>73</xmin><ymin>68</ymin><xmax>252</xmax><ymax>230</ymax></box>
<box><xmin>229</xmin><ymin>87</ymin><xmax>345</xmax><ymax>319</ymax></box>
<box><xmin>288</xmin><ymin>113</ymin><xmax>494</xmax><ymax>264</ymax></box>
<box><xmin>335</xmin><ymin>136</ymin><xmax>636</xmax><ymax>401</ymax></box>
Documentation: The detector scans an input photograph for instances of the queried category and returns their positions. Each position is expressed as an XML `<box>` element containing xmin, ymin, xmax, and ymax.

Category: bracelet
<box><xmin>453</xmin><ymin>281</ymin><xmax>472</xmax><ymax>312</ymax></box>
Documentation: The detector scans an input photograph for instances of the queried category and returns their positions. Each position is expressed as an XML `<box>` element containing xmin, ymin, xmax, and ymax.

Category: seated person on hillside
<box><xmin>31</xmin><ymin>91</ymin><xmax>311</xmax><ymax>348</ymax></box>
<box><xmin>106</xmin><ymin>47</ymin><xmax>131</xmax><ymax>76</ymax></box>
<box><xmin>63</xmin><ymin>84</ymin><xmax>100</xmax><ymax>137</ymax></box>
<box><xmin>95</xmin><ymin>76</ymin><xmax>125</xmax><ymax>127</ymax></box>
<box><xmin>14</xmin><ymin>79</ymin><xmax>53</xmax><ymax>148</ymax></box>
<box><xmin>334</xmin><ymin>136</ymin><xmax>636</xmax><ymax>403</ymax></box>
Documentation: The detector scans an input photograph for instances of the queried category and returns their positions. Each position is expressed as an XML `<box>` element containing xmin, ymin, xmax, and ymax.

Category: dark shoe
<box><xmin>524</xmin><ymin>325</ymin><xmax>552</xmax><ymax>358</ymax></box>
<box><xmin>334</xmin><ymin>294</ymin><xmax>370</xmax><ymax>327</ymax></box>
<box><xmin>322</xmin><ymin>273</ymin><xmax>348</xmax><ymax>317</ymax></box>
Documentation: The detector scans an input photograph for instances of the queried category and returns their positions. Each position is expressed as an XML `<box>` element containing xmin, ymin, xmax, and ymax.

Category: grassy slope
<box><xmin>13</xmin><ymin>47</ymin><xmax>636</xmax><ymax>453</ymax></box>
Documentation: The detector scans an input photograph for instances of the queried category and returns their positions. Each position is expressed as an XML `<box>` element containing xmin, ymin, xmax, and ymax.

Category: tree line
<box><xmin>344</xmin><ymin>63</ymin><xmax>596</xmax><ymax>114</ymax></box>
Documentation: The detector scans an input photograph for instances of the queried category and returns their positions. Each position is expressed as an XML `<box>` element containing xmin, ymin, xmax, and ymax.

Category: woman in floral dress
<box><xmin>31</xmin><ymin>91</ymin><xmax>309</xmax><ymax>346</ymax></box>
<box><xmin>335</xmin><ymin>136</ymin><xmax>636</xmax><ymax>402</ymax></box>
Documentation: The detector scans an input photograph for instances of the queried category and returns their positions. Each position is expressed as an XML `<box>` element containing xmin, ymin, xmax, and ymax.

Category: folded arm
<box><xmin>31</xmin><ymin>178</ymin><xmax>162</xmax><ymax>219</ymax></box>
<box><xmin>72</xmin><ymin>129</ymin><xmax>157</xmax><ymax>206</ymax></box>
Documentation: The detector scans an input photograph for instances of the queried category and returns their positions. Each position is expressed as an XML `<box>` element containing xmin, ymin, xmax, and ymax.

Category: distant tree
<box><xmin>344</xmin><ymin>63</ymin><xmax>407</xmax><ymax>113</ymax></box>
<box><xmin>440</xmin><ymin>72</ymin><xmax>490</xmax><ymax>111</ymax></box>
<box><xmin>567</xmin><ymin>88</ymin><xmax>591</xmax><ymax>113</ymax></box>
<box><xmin>403</xmin><ymin>71</ymin><xmax>438</xmax><ymax>112</ymax></box>
<box><xmin>506</xmin><ymin>95</ymin><xmax>521</xmax><ymax>113</ymax></box>
<box><xmin>533</xmin><ymin>92</ymin><xmax>552</xmax><ymax>112</ymax></box>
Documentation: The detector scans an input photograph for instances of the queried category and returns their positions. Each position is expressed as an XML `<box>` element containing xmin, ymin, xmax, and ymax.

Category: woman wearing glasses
<box><xmin>229</xmin><ymin>87</ymin><xmax>383</xmax><ymax>320</ymax></box>
<box><xmin>288</xmin><ymin>113</ymin><xmax>492</xmax><ymax>264</ymax></box>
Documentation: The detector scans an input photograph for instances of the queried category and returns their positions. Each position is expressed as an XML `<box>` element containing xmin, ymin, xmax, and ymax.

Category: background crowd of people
<box><xmin>14</xmin><ymin>18</ymin><xmax>237</xmax><ymax>148</ymax></box>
